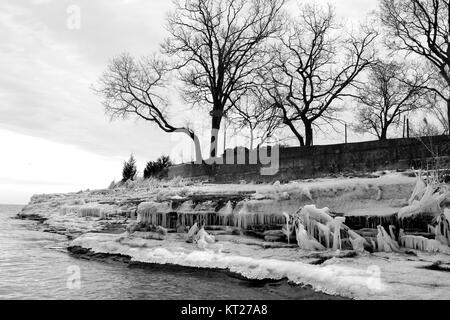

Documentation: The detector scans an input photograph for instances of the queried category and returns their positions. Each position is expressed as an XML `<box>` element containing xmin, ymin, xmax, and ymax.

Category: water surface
<box><xmin>0</xmin><ymin>205</ymin><xmax>338</xmax><ymax>300</ymax></box>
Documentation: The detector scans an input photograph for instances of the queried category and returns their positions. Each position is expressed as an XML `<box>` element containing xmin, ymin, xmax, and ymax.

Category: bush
<box><xmin>143</xmin><ymin>155</ymin><xmax>172</xmax><ymax>179</ymax></box>
<box><xmin>122</xmin><ymin>154</ymin><xmax>137</xmax><ymax>182</ymax></box>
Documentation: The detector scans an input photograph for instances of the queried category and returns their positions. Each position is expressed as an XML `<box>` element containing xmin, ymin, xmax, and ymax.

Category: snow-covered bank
<box><xmin>18</xmin><ymin>172</ymin><xmax>417</xmax><ymax>236</ymax></box>
<box><xmin>17</xmin><ymin>171</ymin><xmax>450</xmax><ymax>299</ymax></box>
<box><xmin>70</xmin><ymin>232</ymin><xmax>450</xmax><ymax>300</ymax></box>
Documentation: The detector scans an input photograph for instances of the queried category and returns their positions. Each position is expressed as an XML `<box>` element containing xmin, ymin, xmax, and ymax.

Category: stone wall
<box><xmin>168</xmin><ymin>135</ymin><xmax>450</xmax><ymax>183</ymax></box>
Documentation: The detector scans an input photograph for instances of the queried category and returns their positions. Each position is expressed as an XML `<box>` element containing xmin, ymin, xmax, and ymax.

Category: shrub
<box><xmin>143</xmin><ymin>155</ymin><xmax>172</xmax><ymax>179</ymax></box>
<box><xmin>122</xmin><ymin>154</ymin><xmax>137</xmax><ymax>182</ymax></box>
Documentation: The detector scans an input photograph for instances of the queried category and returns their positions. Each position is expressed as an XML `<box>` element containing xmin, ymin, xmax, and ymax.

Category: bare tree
<box><xmin>421</xmin><ymin>68</ymin><xmax>450</xmax><ymax>134</ymax></box>
<box><xmin>412</xmin><ymin>117</ymin><xmax>443</xmax><ymax>137</ymax></box>
<box><xmin>263</xmin><ymin>4</ymin><xmax>378</xmax><ymax>146</ymax></box>
<box><xmin>353</xmin><ymin>60</ymin><xmax>428</xmax><ymax>140</ymax></box>
<box><xmin>380</xmin><ymin>0</ymin><xmax>450</xmax><ymax>131</ymax></box>
<box><xmin>162</xmin><ymin>0</ymin><xmax>286</xmax><ymax>157</ymax></box>
<box><xmin>228</xmin><ymin>88</ymin><xmax>283</xmax><ymax>149</ymax></box>
<box><xmin>95</xmin><ymin>53</ymin><xmax>202</xmax><ymax>162</ymax></box>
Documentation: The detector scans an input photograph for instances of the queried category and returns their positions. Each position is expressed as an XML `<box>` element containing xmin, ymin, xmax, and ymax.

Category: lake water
<box><xmin>0</xmin><ymin>204</ymin><xmax>336</xmax><ymax>300</ymax></box>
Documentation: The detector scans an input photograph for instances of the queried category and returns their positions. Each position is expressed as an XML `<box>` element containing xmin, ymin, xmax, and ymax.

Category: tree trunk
<box><xmin>447</xmin><ymin>98</ymin><xmax>450</xmax><ymax>135</ymax></box>
<box><xmin>379</xmin><ymin>127</ymin><xmax>388</xmax><ymax>140</ymax></box>
<box><xmin>210</xmin><ymin>106</ymin><xmax>223</xmax><ymax>158</ymax></box>
<box><xmin>249</xmin><ymin>125</ymin><xmax>254</xmax><ymax>150</ymax></box>
<box><xmin>175</xmin><ymin>128</ymin><xmax>203</xmax><ymax>164</ymax></box>
<box><xmin>284</xmin><ymin>118</ymin><xmax>305</xmax><ymax>146</ymax></box>
<box><xmin>305</xmin><ymin>121</ymin><xmax>313</xmax><ymax>146</ymax></box>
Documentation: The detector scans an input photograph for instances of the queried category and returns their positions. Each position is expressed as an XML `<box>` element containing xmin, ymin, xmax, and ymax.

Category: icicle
<box><xmin>327</xmin><ymin>217</ymin><xmax>345</xmax><ymax>250</ymax></box>
<box><xmin>295</xmin><ymin>221</ymin><xmax>325</xmax><ymax>251</ymax></box>
<box><xmin>187</xmin><ymin>222</ymin><xmax>199</xmax><ymax>239</ymax></box>
<box><xmin>282</xmin><ymin>212</ymin><xmax>291</xmax><ymax>244</ymax></box>
<box><xmin>376</xmin><ymin>225</ymin><xmax>400</xmax><ymax>252</ymax></box>
<box><xmin>218</xmin><ymin>201</ymin><xmax>233</xmax><ymax>217</ymax></box>
<box><xmin>388</xmin><ymin>225</ymin><xmax>397</xmax><ymax>242</ymax></box>
<box><xmin>435</xmin><ymin>209</ymin><xmax>450</xmax><ymax>246</ymax></box>
<box><xmin>408</xmin><ymin>171</ymin><xmax>426</xmax><ymax>205</ymax></box>
<box><xmin>237</xmin><ymin>201</ymin><xmax>250</xmax><ymax>229</ymax></box>
<box><xmin>376</xmin><ymin>187</ymin><xmax>383</xmax><ymax>201</ymax></box>
<box><xmin>315</xmin><ymin>222</ymin><xmax>331</xmax><ymax>248</ymax></box>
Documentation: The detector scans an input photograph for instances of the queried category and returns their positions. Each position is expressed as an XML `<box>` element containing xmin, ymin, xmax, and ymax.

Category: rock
<box><xmin>264</xmin><ymin>235</ymin><xmax>285</xmax><ymax>242</ymax></box>
<box><xmin>280</xmin><ymin>192</ymin><xmax>290</xmax><ymax>200</ymax></box>
<box><xmin>68</xmin><ymin>246</ymin><xmax>90</xmax><ymax>255</ymax></box>
<box><xmin>263</xmin><ymin>229</ymin><xmax>284</xmax><ymax>237</ymax></box>
<box><xmin>126</xmin><ymin>222</ymin><xmax>139</xmax><ymax>233</ymax></box>
<box><xmin>156</xmin><ymin>226</ymin><xmax>168</xmax><ymax>236</ymax></box>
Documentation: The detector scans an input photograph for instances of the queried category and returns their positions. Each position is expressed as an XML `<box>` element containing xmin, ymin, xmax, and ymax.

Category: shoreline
<box><xmin>15</xmin><ymin>173</ymin><xmax>450</xmax><ymax>300</ymax></box>
<box><xmin>66</xmin><ymin>245</ymin><xmax>348</xmax><ymax>300</ymax></box>
<box><xmin>13</xmin><ymin>212</ymin><xmax>347</xmax><ymax>300</ymax></box>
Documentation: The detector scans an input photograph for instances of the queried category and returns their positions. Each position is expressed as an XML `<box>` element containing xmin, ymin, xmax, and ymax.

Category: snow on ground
<box><xmin>18</xmin><ymin>172</ymin><xmax>417</xmax><ymax>235</ymax></box>
<box><xmin>71</xmin><ymin>232</ymin><xmax>450</xmax><ymax>300</ymax></box>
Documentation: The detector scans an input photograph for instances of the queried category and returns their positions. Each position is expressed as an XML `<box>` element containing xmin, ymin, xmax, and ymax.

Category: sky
<box><xmin>0</xmin><ymin>0</ymin><xmax>379</xmax><ymax>204</ymax></box>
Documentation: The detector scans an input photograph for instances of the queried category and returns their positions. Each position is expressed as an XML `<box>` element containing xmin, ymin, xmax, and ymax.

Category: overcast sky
<box><xmin>0</xmin><ymin>0</ymin><xmax>378</xmax><ymax>204</ymax></box>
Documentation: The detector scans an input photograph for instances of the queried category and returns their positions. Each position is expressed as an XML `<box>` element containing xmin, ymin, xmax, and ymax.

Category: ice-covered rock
<box><xmin>398</xmin><ymin>175</ymin><xmax>450</xmax><ymax>219</ymax></box>
<box><xmin>295</xmin><ymin>222</ymin><xmax>325</xmax><ymax>250</ymax></box>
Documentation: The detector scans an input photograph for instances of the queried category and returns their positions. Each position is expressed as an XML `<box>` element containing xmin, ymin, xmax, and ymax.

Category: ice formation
<box><xmin>376</xmin><ymin>226</ymin><xmax>399</xmax><ymax>252</ymax></box>
<box><xmin>295</xmin><ymin>222</ymin><xmax>325</xmax><ymax>250</ymax></box>
<box><xmin>398</xmin><ymin>174</ymin><xmax>450</xmax><ymax>219</ymax></box>
<box><xmin>79</xmin><ymin>204</ymin><xmax>111</xmax><ymax>219</ymax></box>
<box><xmin>393</xmin><ymin>173</ymin><xmax>450</xmax><ymax>253</ymax></box>
<box><xmin>435</xmin><ymin>209</ymin><xmax>450</xmax><ymax>246</ymax></box>
<box><xmin>186</xmin><ymin>224</ymin><xmax>216</xmax><ymax>249</ymax></box>
<box><xmin>234</xmin><ymin>201</ymin><xmax>286</xmax><ymax>230</ymax></box>
<box><xmin>60</xmin><ymin>205</ymin><xmax>81</xmax><ymax>215</ymax></box>
<box><xmin>408</xmin><ymin>171</ymin><xmax>426</xmax><ymax>204</ymax></box>
<box><xmin>282</xmin><ymin>212</ymin><xmax>292</xmax><ymax>244</ymax></box>
<box><xmin>61</xmin><ymin>203</ymin><xmax>115</xmax><ymax>219</ymax></box>
<box><xmin>218</xmin><ymin>201</ymin><xmax>233</xmax><ymax>216</ymax></box>
<box><xmin>217</xmin><ymin>201</ymin><xmax>234</xmax><ymax>226</ymax></box>
<box><xmin>187</xmin><ymin>222</ymin><xmax>199</xmax><ymax>241</ymax></box>
<box><xmin>288</xmin><ymin>205</ymin><xmax>368</xmax><ymax>251</ymax></box>
<box><xmin>137</xmin><ymin>201</ymin><xmax>172</xmax><ymax>225</ymax></box>
<box><xmin>196</xmin><ymin>227</ymin><xmax>215</xmax><ymax>244</ymax></box>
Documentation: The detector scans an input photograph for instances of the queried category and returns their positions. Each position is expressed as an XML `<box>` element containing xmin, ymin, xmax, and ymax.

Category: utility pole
<box><xmin>345</xmin><ymin>123</ymin><xmax>348</xmax><ymax>144</ymax></box>
<box><xmin>403</xmin><ymin>116</ymin><xmax>406</xmax><ymax>138</ymax></box>
<box><xmin>407</xmin><ymin>118</ymin><xmax>410</xmax><ymax>138</ymax></box>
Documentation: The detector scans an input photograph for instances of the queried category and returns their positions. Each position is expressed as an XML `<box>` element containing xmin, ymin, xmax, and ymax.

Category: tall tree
<box><xmin>263</xmin><ymin>4</ymin><xmax>378</xmax><ymax>146</ymax></box>
<box><xmin>162</xmin><ymin>0</ymin><xmax>286</xmax><ymax>157</ymax></box>
<box><xmin>353</xmin><ymin>60</ymin><xmax>428</xmax><ymax>140</ymax></box>
<box><xmin>96</xmin><ymin>53</ymin><xmax>202</xmax><ymax>162</ymax></box>
<box><xmin>380</xmin><ymin>0</ymin><xmax>450</xmax><ymax>132</ymax></box>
